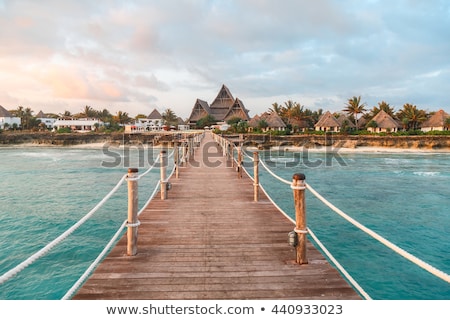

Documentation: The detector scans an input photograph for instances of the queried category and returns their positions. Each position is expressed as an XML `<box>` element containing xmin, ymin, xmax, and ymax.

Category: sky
<box><xmin>1</xmin><ymin>0</ymin><xmax>450</xmax><ymax>119</ymax></box>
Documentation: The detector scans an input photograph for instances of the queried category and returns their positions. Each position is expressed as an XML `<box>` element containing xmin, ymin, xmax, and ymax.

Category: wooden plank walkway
<box><xmin>73</xmin><ymin>133</ymin><xmax>361</xmax><ymax>300</ymax></box>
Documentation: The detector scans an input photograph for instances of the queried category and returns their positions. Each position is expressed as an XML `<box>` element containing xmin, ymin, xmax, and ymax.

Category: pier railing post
<box><xmin>174</xmin><ymin>141</ymin><xmax>179</xmax><ymax>178</ymax></box>
<box><xmin>292</xmin><ymin>173</ymin><xmax>308</xmax><ymax>264</ymax></box>
<box><xmin>160</xmin><ymin>150</ymin><xmax>167</xmax><ymax>200</ymax></box>
<box><xmin>237</xmin><ymin>147</ymin><xmax>243</xmax><ymax>179</ymax></box>
<box><xmin>253</xmin><ymin>152</ymin><xmax>259</xmax><ymax>202</ymax></box>
<box><xmin>127</xmin><ymin>168</ymin><xmax>139</xmax><ymax>256</ymax></box>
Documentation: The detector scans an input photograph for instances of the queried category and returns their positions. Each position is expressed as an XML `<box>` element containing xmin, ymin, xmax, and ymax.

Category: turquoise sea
<box><xmin>0</xmin><ymin>145</ymin><xmax>449</xmax><ymax>300</ymax></box>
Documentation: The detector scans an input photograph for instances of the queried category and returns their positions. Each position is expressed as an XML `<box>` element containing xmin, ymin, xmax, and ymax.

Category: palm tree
<box><xmin>371</xmin><ymin>101</ymin><xmax>395</xmax><ymax>117</ymax></box>
<box><xmin>343</xmin><ymin>96</ymin><xmax>367</xmax><ymax>130</ymax></box>
<box><xmin>81</xmin><ymin>105</ymin><xmax>96</xmax><ymax>118</ymax></box>
<box><xmin>162</xmin><ymin>108</ymin><xmax>178</xmax><ymax>127</ymax></box>
<box><xmin>396</xmin><ymin>103</ymin><xmax>427</xmax><ymax>131</ymax></box>
<box><xmin>269</xmin><ymin>102</ymin><xmax>282</xmax><ymax>116</ymax></box>
<box><xmin>13</xmin><ymin>106</ymin><xmax>34</xmax><ymax>130</ymax></box>
<box><xmin>114</xmin><ymin>111</ymin><xmax>131</xmax><ymax>124</ymax></box>
<box><xmin>60</xmin><ymin>110</ymin><xmax>72</xmax><ymax>119</ymax></box>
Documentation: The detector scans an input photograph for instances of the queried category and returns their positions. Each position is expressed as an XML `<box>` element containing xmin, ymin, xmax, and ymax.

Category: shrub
<box><xmin>57</xmin><ymin>127</ymin><xmax>72</xmax><ymax>133</ymax></box>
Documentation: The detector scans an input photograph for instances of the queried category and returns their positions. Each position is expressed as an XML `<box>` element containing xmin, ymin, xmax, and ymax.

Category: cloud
<box><xmin>0</xmin><ymin>0</ymin><xmax>449</xmax><ymax>117</ymax></box>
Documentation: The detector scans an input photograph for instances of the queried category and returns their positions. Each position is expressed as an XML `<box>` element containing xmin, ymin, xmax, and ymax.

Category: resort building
<box><xmin>36</xmin><ymin>110</ymin><xmax>57</xmax><ymax>129</ymax></box>
<box><xmin>366</xmin><ymin>110</ymin><xmax>400</xmax><ymax>133</ymax></box>
<box><xmin>248</xmin><ymin>112</ymin><xmax>287</xmax><ymax>132</ymax></box>
<box><xmin>52</xmin><ymin>118</ymin><xmax>104</xmax><ymax>132</ymax></box>
<box><xmin>287</xmin><ymin>118</ymin><xmax>310</xmax><ymax>133</ymax></box>
<box><xmin>0</xmin><ymin>105</ymin><xmax>21</xmax><ymax>129</ymax></box>
<box><xmin>421</xmin><ymin>109</ymin><xmax>450</xmax><ymax>132</ymax></box>
<box><xmin>336</xmin><ymin>113</ymin><xmax>356</xmax><ymax>130</ymax></box>
<box><xmin>187</xmin><ymin>84</ymin><xmax>251</xmax><ymax>127</ymax></box>
<box><xmin>314</xmin><ymin>111</ymin><xmax>342</xmax><ymax>132</ymax></box>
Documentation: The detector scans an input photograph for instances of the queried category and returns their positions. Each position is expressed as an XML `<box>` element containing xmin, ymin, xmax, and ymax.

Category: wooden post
<box><xmin>127</xmin><ymin>168</ymin><xmax>139</xmax><ymax>256</ymax></box>
<box><xmin>292</xmin><ymin>173</ymin><xmax>307</xmax><ymax>264</ymax></box>
<box><xmin>174</xmin><ymin>141</ymin><xmax>179</xmax><ymax>178</ymax></box>
<box><xmin>231</xmin><ymin>143</ymin><xmax>235</xmax><ymax>168</ymax></box>
<box><xmin>160</xmin><ymin>150</ymin><xmax>167</xmax><ymax>200</ymax></box>
<box><xmin>237</xmin><ymin>147</ymin><xmax>242</xmax><ymax>179</ymax></box>
<box><xmin>253</xmin><ymin>152</ymin><xmax>259</xmax><ymax>202</ymax></box>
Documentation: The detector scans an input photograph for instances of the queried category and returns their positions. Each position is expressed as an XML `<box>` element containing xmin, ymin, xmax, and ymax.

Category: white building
<box><xmin>0</xmin><ymin>105</ymin><xmax>21</xmax><ymax>129</ymax></box>
<box><xmin>36</xmin><ymin>110</ymin><xmax>57</xmax><ymax>129</ymax></box>
<box><xmin>52</xmin><ymin>118</ymin><xmax>103</xmax><ymax>132</ymax></box>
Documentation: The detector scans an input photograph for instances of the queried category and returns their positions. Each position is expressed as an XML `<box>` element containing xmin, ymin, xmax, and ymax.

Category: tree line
<box><xmin>4</xmin><ymin>105</ymin><xmax>181</xmax><ymax>132</ymax></box>
<box><xmin>268</xmin><ymin>96</ymin><xmax>449</xmax><ymax>132</ymax></box>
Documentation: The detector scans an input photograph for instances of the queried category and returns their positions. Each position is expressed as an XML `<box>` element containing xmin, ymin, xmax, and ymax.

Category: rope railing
<box><xmin>239</xmin><ymin>153</ymin><xmax>371</xmax><ymax>300</ymax></box>
<box><xmin>0</xmin><ymin>173</ymin><xmax>128</xmax><ymax>286</ymax></box>
<box><xmin>0</xmin><ymin>149</ymin><xmax>176</xmax><ymax>288</ymax></box>
<box><xmin>62</xmin><ymin>159</ymin><xmax>178</xmax><ymax>300</ymax></box>
<box><xmin>241</xmin><ymin>150</ymin><xmax>450</xmax><ymax>285</ymax></box>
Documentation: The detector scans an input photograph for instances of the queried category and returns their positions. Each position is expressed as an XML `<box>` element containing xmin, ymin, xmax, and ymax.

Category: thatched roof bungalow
<box><xmin>187</xmin><ymin>84</ymin><xmax>250</xmax><ymax>126</ymax></box>
<box><xmin>287</xmin><ymin>118</ymin><xmax>310</xmax><ymax>133</ymax></box>
<box><xmin>366</xmin><ymin>110</ymin><xmax>400</xmax><ymax>133</ymax></box>
<box><xmin>336</xmin><ymin>113</ymin><xmax>356</xmax><ymax>130</ymax></box>
<box><xmin>314</xmin><ymin>111</ymin><xmax>341</xmax><ymax>132</ymax></box>
<box><xmin>421</xmin><ymin>109</ymin><xmax>450</xmax><ymax>132</ymax></box>
<box><xmin>0</xmin><ymin>105</ymin><xmax>21</xmax><ymax>129</ymax></box>
<box><xmin>248</xmin><ymin>112</ymin><xmax>286</xmax><ymax>132</ymax></box>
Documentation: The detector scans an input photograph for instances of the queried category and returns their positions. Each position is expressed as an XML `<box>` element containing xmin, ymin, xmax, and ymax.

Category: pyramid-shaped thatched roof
<box><xmin>249</xmin><ymin>112</ymin><xmax>286</xmax><ymax>128</ymax></box>
<box><xmin>36</xmin><ymin>110</ymin><xmax>46</xmax><ymax>118</ymax></box>
<box><xmin>0</xmin><ymin>105</ymin><xmax>13</xmax><ymax>117</ymax></box>
<box><xmin>369</xmin><ymin>110</ymin><xmax>400</xmax><ymax>129</ymax></box>
<box><xmin>148</xmin><ymin>108</ymin><xmax>162</xmax><ymax>119</ymax></box>
<box><xmin>336</xmin><ymin>113</ymin><xmax>356</xmax><ymax>127</ymax></box>
<box><xmin>265</xmin><ymin>112</ymin><xmax>286</xmax><ymax>128</ymax></box>
<box><xmin>421</xmin><ymin>109</ymin><xmax>449</xmax><ymax>128</ymax></box>
<box><xmin>315</xmin><ymin>111</ymin><xmax>340</xmax><ymax>127</ymax></box>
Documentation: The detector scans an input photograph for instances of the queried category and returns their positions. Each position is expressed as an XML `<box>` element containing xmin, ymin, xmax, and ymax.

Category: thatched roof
<box><xmin>369</xmin><ymin>110</ymin><xmax>400</xmax><ymax>129</ymax></box>
<box><xmin>0</xmin><ymin>105</ymin><xmax>13</xmax><ymax>117</ymax></box>
<box><xmin>249</xmin><ymin>112</ymin><xmax>286</xmax><ymax>128</ymax></box>
<box><xmin>248</xmin><ymin>114</ymin><xmax>261</xmax><ymax>128</ymax></box>
<box><xmin>210</xmin><ymin>84</ymin><xmax>235</xmax><ymax>109</ymax></box>
<box><xmin>265</xmin><ymin>112</ymin><xmax>286</xmax><ymax>128</ymax></box>
<box><xmin>188</xmin><ymin>99</ymin><xmax>211</xmax><ymax>123</ymax></box>
<box><xmin>421</xmin><ymin>109</ymin><xmax>449</xmax><ymax>127</ymax></box>
<box><xmin>148</xmin><ymin>108</ymin><xmax>162</xmax><ymax>119</ymax></box>
<box><xmin>287</xmin><ymin>118</ymin><xmax>309</xmax><ymax>128</ymax></box>
<box><xmin>315</xmin><ymin>111</ymin><xmax>340</xmax><ymax>128</ymax></box>
<box><xmin>223</xmin><ymin>98</ymin><xmax>250</xmax><ymax>121</ymax></box>
<box><xmin>36</xmin><ymin>110</ymin><xmax>46</xmax><ymax>118</ymax></box>
<box><xmin>336</xmin><ymin>113</ymin><xmax>356</xmax><ymax>127</ymax></box>
<box><xmin>188</xmin><ymin>85</ymin><xmax>250</xmax><ymax>124</ymax></box>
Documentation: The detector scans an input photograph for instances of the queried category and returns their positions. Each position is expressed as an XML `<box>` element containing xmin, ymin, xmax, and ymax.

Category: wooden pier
<box><xmin>73</xmin><ymin>133</ymin><xmax>361</xmax><ymax>300</ymax></box>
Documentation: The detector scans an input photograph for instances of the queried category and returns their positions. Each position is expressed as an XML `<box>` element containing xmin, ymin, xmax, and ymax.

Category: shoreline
<box><xmin>2</xmin><ymin>131</ymin><xmax>450</xmax><ymax>154</ymax></box>
<box><xmin>265</xmin><ymin>145</ymin><xmax>450</xmax><ymax>154</ymax></box>
<box><xmin>3</xmin><ymin>141</ymin><xmax>450</xmax><ymax>155</ymax></box>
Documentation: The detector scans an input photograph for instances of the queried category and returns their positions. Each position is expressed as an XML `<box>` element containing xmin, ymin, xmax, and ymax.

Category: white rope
<box><xmin>257</xmin><ymin>156</ymin><xmax>450</xmax><ymax>284</ymax></box>
<box><xmin>306</xmin><ymin>227</ymin><xmax>372</xmax><ymax>300</ymax></box>
<box><xmin>305</xmin><ymin>182</ymin><xmax>450</xmax><ymax>284</ymax></box>
<box><xmin>240</xmin><ymin>163</ymin><xmax>371</xmax><ymax>299</ymax></box>
<box><xmin>0</xmin><ymin>173</ymin><xmax>128</xmax><ymax>286</ymax></box>
<box><xmin>137</xmin><ymin>154</ymin><xmax>161</xmax><ymax>179</ymax></box>
<box><xmin>258</xmin><ymin>156</ymin><xmax>292</xmax><ymax>185</ymax></box>
<box><xmin>63</xmin><ymin>155</ymin><xmax>177</xmax><ymax>299</ymax></box>
<box><xmin>61</xmin><ymin>219</ymin><xmax>128</xmax><ymax>300</ymax></box>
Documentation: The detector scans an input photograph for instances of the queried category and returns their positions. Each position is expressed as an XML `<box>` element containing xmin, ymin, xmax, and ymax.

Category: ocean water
<box><xmin>0</xmin><ymin>145</ymin><xmax>449</xmax><ymax>300</ymax></box>
<box><xmin>0</xmin><ymin>145</ymin><xmax>169</xmax><ymax>299</ymax></box>
<box><xmin>245</xmin><ymin>148</ymin><xmax>450</xmax><ymax>300</ymax></box>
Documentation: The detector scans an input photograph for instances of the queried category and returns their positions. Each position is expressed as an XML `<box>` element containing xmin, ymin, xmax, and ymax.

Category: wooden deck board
<box><xmin>72</xmin><ymin>133</ymin><xmax>361</xmax><ymax>300</ymax></box>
